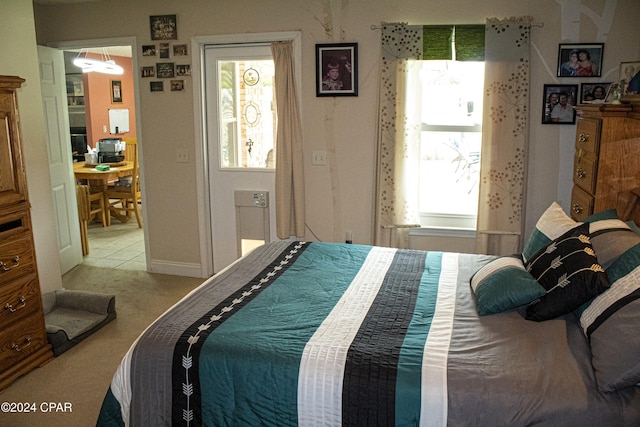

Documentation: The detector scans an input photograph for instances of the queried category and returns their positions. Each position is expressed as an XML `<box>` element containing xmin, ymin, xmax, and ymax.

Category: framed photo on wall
<box><xmin>111</xmin><ymin>80</ymin><xmax>122</xmax><ymax>103</ymax></box>
<box><xmin>579</xmin><ymin>82</ymin><xmax>612</xmax><ymax>103</ymax></box>
<box><xmin>150</xmin><ymin>14</ymin><xmax>177</xmax><ymax>40</ymax></box>
<box><xmin>156</xmin><ymin>62</ymin><xmax>175</xmax><ymax>78</ymax></box>
<box><xmin>542</xmin><ymin>84</ymin><xmax>578</xmax><ymax>124</ymax></box>
<box><xmin>315</xmin><ymin>43</ymin><xmax>358</xmax><ymax>97</ymax></box>
<box><xmin>557</xmin><ymin>43</ymin><xmax>604</xmax><ymax>77</ymax></box>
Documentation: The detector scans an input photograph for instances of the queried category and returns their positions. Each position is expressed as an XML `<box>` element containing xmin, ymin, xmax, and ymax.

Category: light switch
<box><xmin>176</xmin><ymin>149</ymin><xmax>189</xmax><ymax>163</ymax></box>
<box><xmin>312</xmin><ymin>150</ymin><xmax>327</xmax><ymax>165</ymax></box>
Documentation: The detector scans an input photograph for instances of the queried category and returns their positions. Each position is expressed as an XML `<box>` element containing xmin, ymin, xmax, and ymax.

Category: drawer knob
<box><xmin>572</xmin><ymin>203</ymin><xmax>583</xmax><ymax>214</ymax></box>
<box><xmin>11</xmin><ymin>336</ymin><xmax>32</xmax><ymax>352</ymax></box>
<box><xmin>578</xmin><ymin>133</ymin><xmax>589</xmax><ymax>143</ymax></box>
<box><xmin>0</xmin><ymin>256</ymin><xmax>20</xmax><ymax>272</ymax></box>
<box><xmin>576</xmin><ymin>168</ymin><xmax>586</xmax><ymax>179</ymax></box>
<box><xmin>4</xmin><ymin>296</ymin><xmax>26</xmax><ymax>313</ymax></box>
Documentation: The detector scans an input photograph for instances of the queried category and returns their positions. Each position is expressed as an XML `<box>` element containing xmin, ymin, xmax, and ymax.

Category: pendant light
<box><xmin>73</xmin><ymin>48</ymin><xmax>124</xmax><ymax>75</ymax></box>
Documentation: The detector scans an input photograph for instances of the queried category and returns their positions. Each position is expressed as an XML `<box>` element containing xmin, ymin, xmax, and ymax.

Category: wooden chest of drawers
<box><xmin>0</xmin><ymin>76</ymin><xmax>53</xmax><ymax>391</ymax></box>
<box><xmin>570</xmin><ymin>104</ymin><xmax>640</xmax><ymax>222</ymax></box>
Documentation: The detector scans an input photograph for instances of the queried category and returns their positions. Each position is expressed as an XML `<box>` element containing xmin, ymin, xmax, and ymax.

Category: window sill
<box><xmin>409</xmin><ymin>226</ymin><xmax>476</xmax><ymax>239</ymax></box>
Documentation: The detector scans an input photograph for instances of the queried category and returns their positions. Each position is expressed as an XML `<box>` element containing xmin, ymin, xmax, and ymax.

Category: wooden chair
<box><xmin>76</xmin><ymin>184</ymin><xmax>107</xmax><ymax>255</ymax></box>
<box><xmin>106</xmin><ymin>140</ymin><xmax>142</xmax><ymax>228</ymax></box>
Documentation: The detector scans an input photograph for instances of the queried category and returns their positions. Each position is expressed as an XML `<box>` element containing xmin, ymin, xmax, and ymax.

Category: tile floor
<box><xmin>82</xmin><ymin>214</ymin><xmax>146</xmax><ymax>271</ymax></box>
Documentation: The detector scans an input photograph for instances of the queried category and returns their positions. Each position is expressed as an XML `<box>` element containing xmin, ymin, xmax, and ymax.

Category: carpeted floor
<box><xmin>0</xmin><ymin>264</ymin><xmax>204</xmax><ymax>427</ymax></box>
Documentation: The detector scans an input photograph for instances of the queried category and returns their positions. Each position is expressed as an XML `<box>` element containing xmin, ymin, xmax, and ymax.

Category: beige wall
<box><xmin>1</xmin><ymin>0</ymin><xmax>62</xmax><ymax>294</ymax></box>
<box><xmin>17</xmin><ymin>0</ymin><xmax>640</xmax><ymax>279</ymax></box>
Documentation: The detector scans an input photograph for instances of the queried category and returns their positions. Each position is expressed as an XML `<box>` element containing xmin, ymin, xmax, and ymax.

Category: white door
<box><xmin>205</xmin><ymin>44</ymin><xmax>277</xmax><ymax>273</ymax></box>
<box><xmin>38</xmin><ymin>46</ymin><xmax>83</xmax><ymax>274</ymax></box>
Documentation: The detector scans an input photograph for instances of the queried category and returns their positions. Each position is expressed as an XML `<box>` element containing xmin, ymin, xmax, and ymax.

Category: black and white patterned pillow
<box><xmin>524</xmin><ymin>223</ymin><xmax>610</xmax><ymax>321</ymax></box>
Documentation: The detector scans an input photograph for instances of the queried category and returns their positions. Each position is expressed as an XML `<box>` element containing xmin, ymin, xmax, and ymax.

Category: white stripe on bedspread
<box><xmin>421</xmin><ymin>252</ymin><xmax>458</xmax><ymax>427</ymax></box>
<box><xmin>297</xmin><ymin>246</ymin><xmax>397</xmax><ymax>426</ymax></box>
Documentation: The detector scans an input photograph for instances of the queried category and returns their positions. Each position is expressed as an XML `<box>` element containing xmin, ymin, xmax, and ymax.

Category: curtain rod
<box><xmin>370</xmin><ymin>21</ymin><xmax>544</xmax><ymax>30</ymax></box>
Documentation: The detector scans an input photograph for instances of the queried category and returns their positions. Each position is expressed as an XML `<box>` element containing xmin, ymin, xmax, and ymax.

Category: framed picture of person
<box><xmin>579</xmin><ymin>82</ymin><xmax>612</xmax><ymax>104</ymax></box>
<box><xmin>542</xmin><ymin>84</ymin><xmax>578</xmax><ymax>124</ymax></box>
<box><xmin>619</xmin><ymin>61</ymin><xmax>640</xmax><ymax>100</ymax></box>
<box><xmin>110</xmin><ymin>80</ymin><xmax>122</xmax><ymax>103</ymax></box>
<box><xmin>556</xmin><ymin>43</ymin><xmax>604</xmax><ymax>78</ymax></box>
<box><xmin>315</xmin><ymin>43</ymin><xmax>358</xmax><ymax>97</ymax></box>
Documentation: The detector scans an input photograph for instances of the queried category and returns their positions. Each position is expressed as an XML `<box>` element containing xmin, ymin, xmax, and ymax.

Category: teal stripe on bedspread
<box><xmin>395</xmin><ymin>251</ymin><xmax>442</xmax><ymax>426</ymax></box>
<box><xmin>198</xmin><ymin>242</ymin><xmax>372</xmax><ymax>426</ymax></box>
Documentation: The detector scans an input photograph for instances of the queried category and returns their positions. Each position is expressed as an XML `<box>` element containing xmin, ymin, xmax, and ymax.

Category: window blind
<box><xmin>422</xmin><ymin>25</ymin><xmax>485</xmax><ymax>61</ymax></box>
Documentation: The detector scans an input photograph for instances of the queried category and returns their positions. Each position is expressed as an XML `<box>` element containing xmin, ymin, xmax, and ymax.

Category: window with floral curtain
<box><xmin>373</xmin><ymin>17</ymin><xmax>531</xmax><ymax>254</ymax></box>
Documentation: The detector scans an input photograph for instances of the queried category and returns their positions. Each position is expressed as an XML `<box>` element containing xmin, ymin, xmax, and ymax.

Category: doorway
<box><xmin>204</xmin><ymin>43</ymin><xmax>277</xmax><ymax>272</ymax></box>
<box><xmin>192</xmin><ymin>31</ymin><xmax>302</xmax><ymax>277</ymax></box>
<box><xmin>50</xmin><ymin>38</ymin><xmax>147</xmax><ymax>272</ymax></box>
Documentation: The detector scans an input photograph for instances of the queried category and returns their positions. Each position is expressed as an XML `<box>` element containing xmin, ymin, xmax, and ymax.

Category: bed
<box><xmin>97</xmin><ymin>203</ymin><xmax>640</xmax><ymax>426</ymax></box>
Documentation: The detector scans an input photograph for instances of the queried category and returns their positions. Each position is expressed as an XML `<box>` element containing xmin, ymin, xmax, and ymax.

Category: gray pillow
<box><xmin>580</xmin><ymin>243</ymin><xmax>640</xmax><ymax>392</ymax></box>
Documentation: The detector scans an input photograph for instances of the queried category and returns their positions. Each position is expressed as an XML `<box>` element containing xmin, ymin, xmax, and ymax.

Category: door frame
<box><xmin>191</xmin><ymin>31</ymin><xmax>302</xmax><ymax>277</ymax></box>
<box><xmin>47</xmin><ymin>36</ymin><xmax>149</xmax><ymax>270</ymax></box>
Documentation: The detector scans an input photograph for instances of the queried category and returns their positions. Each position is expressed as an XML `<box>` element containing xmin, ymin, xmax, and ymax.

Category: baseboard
<box><xmin>148</xmin><ymin>259</ymin><xmax>206</xmax><ymax>278</ymax></box>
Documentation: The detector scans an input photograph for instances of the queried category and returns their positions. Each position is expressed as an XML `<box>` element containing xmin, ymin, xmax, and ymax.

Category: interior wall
<box><xmin>83</xmin><ymin>55</ymin><xmax>136</xmax><ymax>146</ymax></box>
<box><xmin>28</xmin><ymin>0</ymin><xmax>640</xmax><ymax>276</ymax></box>
<box><xmin>0</xmin><ymin>0</ymin><xmax>63</xmax><ymax>294</ymax></box>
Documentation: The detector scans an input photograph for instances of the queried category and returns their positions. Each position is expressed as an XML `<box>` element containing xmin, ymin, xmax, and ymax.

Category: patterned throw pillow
<box><xmin>524</xmin><ymin>223</ymin><xmax>610</xmax><ymax>321</ymax></box>
<box><xmin>580</xmin><ymin>243</ymin><xmax>640</xmax><ymax>392</ymax></box>
<box><xmin>470</xmin><ymin>256</ymin><xmax>545</xmax><ymax>316</ymax></box>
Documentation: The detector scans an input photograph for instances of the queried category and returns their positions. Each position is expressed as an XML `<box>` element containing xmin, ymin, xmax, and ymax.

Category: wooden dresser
<box><xmin>570</xmin><ymin>102</ymin><xmax>640</xmax><ymax>224</ymax></box>
<box><xmin>0</xmin><ymin>76</ymin><xmax>53</xmax><ymax>391</ymax></box>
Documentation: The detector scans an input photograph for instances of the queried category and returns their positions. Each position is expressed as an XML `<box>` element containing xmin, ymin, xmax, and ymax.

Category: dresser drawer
<box><xmin>0</xmin><ymin>208</ymin><xmax>31</xmax><ymax>240</ymax></box>
<box><xmin>570</xmin><ymin>186</ymin><xmax>594</xmax><ymax>221</ymax></box>
<box><xmin>0</xmin><ymin>313</ymin><xmax>48</xmax><ymax>372</ymax></box>
<box><xmin>0</xmin><ymin>273</ymin><xmax>41</xmax><ymax>327</ymax></box>
<box><xmin>573</xmin><ymin>151</ymin><xmax>598</xmax><ymax>194</ymax></box>
<box><xmin>575</xmin><ymin>117</ymin><xmax>601</xmax><ymax>155</ymax></box>
<box><xmin>0</xmin><ymin>231</ymin><xmax>36</xmax><ymax>286</ymax></box>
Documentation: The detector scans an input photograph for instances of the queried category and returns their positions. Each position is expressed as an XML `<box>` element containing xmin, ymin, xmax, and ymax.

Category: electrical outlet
<box><xmin>176</xmin><ymin>149</ymin><xmax>189</xmax><ymax>163</ymax></box>
<box><xmin>312</xmin><ymin>150</ymin><xmax>327</xmax><ymax>165</ymax></box>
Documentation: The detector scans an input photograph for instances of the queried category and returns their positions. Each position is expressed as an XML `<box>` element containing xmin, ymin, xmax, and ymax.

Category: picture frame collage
<box><xmin>544</xmin><ymin>43</ymin><xmax>640</xmax><ymax>124</ymax></box>
<box><xmin>142</xmin><ymin>14</ymin><xmax>190</xmax><ymax>93</ymax></box>
<box><xmin>543</xmin><ymin>43</ymin><xmax>606</xmax><ymax>125</ymax></box>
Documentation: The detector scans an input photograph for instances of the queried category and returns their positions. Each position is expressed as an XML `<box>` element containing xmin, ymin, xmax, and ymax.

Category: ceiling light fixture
<box><xmin>73</xmin><ymin>48</ymin><xmax>124</xmax><ymax>75</ymax></box>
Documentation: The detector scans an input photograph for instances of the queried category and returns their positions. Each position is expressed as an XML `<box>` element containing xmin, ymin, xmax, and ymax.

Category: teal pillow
<box><xmin>522</xmin><ymin>202</ymin><xmax>577</xmax><ymax>262</ymax></box>
<box><xmin>584</xmin><ymin>208</ymin><xmax>618</xmax><ymax>222</ymax></box>
<box><xmin>471</xmin><ymin>256</ymin><xmax>545</xmax><ymax>316</ymax></box>
<box><xmin>522</xmin><ymin>203</ymin><xmax>620</xmax><ymax>263</ymax></box>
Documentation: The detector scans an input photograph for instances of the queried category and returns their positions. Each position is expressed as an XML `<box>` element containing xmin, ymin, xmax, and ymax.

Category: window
<box><xmin>418</xmin><ymin>60</ymin><xmax>484</xmax><ymax>230</ymax></box>
<box><xmin>218</xmin><ymin>58</ymin><xmax>275</xmax><ymax>169</ymax></box>
<box><xmin>406</xmin><ymin>25</ymin><xmax>485</xmax><ymax>231</ymax></box>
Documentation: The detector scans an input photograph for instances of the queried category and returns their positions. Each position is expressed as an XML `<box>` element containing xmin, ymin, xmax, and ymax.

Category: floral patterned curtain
<box><xmin>373</xmin><ymin>23</ymin><xmax>423</xmax><ymax>248</ymax></box>
<box><xmin>475</xmin><ymin>17</ymin><xmax>532</xmax><ymax>254</ymax></box>
<box><xmin>373</xmin><ymin>17</ymin><xmax>531</xmax><ymax>253</ymax></box>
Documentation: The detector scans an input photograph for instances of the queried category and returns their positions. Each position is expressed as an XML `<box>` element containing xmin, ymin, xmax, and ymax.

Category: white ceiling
<box><xmin>67</xmin><ymin>46</ymin><xmax>132</xmax><ymax>58</ymax></box>
<box><xmin>33</xmin><ymin>0</ymin><xmax>101</xmax><ymax>4</ymax></box>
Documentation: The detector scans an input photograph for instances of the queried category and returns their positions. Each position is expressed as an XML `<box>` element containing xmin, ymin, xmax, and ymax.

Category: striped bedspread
<box><xmin>97</xmin><ymin>241</ymin><xmax>640</xmax><ymax>426</ymax></box>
